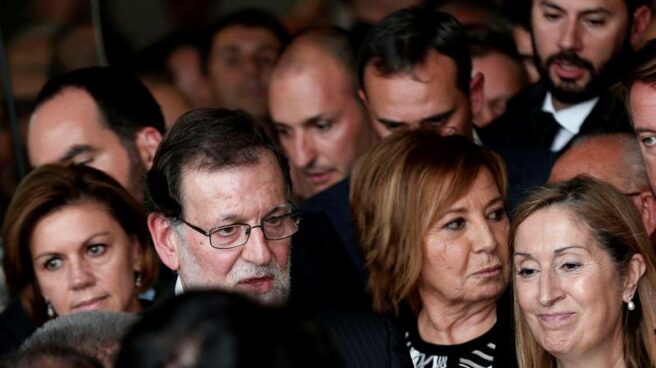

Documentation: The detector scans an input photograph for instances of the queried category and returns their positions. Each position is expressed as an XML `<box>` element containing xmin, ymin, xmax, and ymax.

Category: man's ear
<box><xmin>469</xmin><ymin>72</ymin><xmax>485</xmax><ymax>118</ymax></box>
<box><xmin>358</xmin><ymin>88</ymin><xmax>368</xmax><ymax>107</ymax></box>
<box><xmin>134</xmin><ymin>127</ymin><xmax>163</xmax><ymax>170</ymax></box>
<box><xmin>631</xmin><ymin>5</ymin><xmax>652</xmax><ymax>48</ymax></box>
<box><xmin>637</xmin><ymin>190</ymin><xmax>656</xmax><ymax>236</ymax></box>
<box><xmin>147</xmin><ymin>213</ymin><xmax>181</xmax><ymax>271</ymax></box>
<box><xmin>623</xmin><ymin>253</ymin><xmax>646</xmax><ymax>303</ymax></box>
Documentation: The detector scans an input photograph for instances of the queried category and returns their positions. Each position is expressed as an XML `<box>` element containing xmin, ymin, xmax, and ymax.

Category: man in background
<box><xmin>269</xmin><ymin>27</ymin><xmax>377</xmax><ymax>199</ymax></box>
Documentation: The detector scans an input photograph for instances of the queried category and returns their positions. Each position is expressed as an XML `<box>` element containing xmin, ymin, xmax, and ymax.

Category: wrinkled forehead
<box><xmin>177</xmin><ymin>152</ymin><xmax>288</xmax><ymax>215</ymax></box>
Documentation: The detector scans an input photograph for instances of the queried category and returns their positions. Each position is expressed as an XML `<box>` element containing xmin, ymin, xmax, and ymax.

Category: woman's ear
<box><xmin>130</xmin><ymin>235</ymin><xmax>144</xmax><ymax>273</ymax></box>
<box><xmin>623</xmin><ymin>253</ymin><xmax>646</xmax><ymax>302</ymax></box>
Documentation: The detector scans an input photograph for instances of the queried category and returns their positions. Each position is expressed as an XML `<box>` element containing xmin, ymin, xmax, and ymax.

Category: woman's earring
<box><xmin>135</xmin><ymin>273</ymin><xmax>143</xmax><ymax>288</ymax></box>
<box><xmin>628</xmin><ymin>299</ymin><xmax>636</xmax><ymax>311</ymax></box>
<box><xmin>46</xmin><ymin>300</ymin><xmax>55</xmax><ymax>318</ymax></box>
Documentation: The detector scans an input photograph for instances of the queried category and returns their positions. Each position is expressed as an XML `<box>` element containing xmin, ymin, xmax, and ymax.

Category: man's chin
<box><xmin>546</xmin><ymin>75</ymin><xmax>601</xmax><ymax>105</ymax></box>
<box><xmin>240</xmin><ymin>285</ymin><xmax>289</xmax><ymax>306</ymax></box>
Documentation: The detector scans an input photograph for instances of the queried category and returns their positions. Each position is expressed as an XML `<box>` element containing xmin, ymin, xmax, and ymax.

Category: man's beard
<box><xmin>225</xmin><ymin>260</ymin><xmax>291</xmax><ymax>305</ymax></box>
<box><xmin>534</xmin><ymin>35</ymin><xmax>633</xmax><ymax>104</ymax></box>
<box><xmin>177</xmin><ymin>241</ymin><xmax>292</xmax><ymax>306</ymax></box>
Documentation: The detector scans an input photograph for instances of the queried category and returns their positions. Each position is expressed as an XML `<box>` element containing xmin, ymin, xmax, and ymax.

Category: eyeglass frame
<box><xmin>176</xmin><ymin>202</ymin><xmax>301</xmax><ymax>249</ymax></box>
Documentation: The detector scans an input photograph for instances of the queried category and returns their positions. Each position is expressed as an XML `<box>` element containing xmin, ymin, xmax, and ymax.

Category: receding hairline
<box><xmin>176</xmin><ymin>149</ymin><xmax>287</xmax><ymax>216</ymax></box>
<box><xmin>29</xmin><ymin>86</ymin><xmax>131</xmax><ymax>143</ymax></box>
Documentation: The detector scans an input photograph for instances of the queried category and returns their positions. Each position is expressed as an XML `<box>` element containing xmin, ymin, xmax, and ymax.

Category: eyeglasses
<box><xmin>178</xmin><ymin>203</ymin><xmax>301</xmax><ymax>249</ymax></box>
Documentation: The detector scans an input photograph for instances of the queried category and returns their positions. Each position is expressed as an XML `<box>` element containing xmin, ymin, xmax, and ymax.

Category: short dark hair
<box><xmin>199</xmin><ymin>8</ymin><xmax>290</xmax><ymax>73</ymax></box>
<box><xmin>466</xmin><ymin>25</ymin><xmax>520</xmax><ymax>60</ymax></box>
<box><xmin>115</xmin><ymin>290</ymin><xmax>344</xmax><ymax>368</ymax></box>
<box><xmin>35</xmin><ymin>66</ymin><xmax>166</xmax><ymax>145</ymax></box>
<box><xmin>357</xmin><ymin>7</ymin><xmax>472</xmax><ymax>94</ymax></box>
<box><xmin>623</xmin><ymin>39</ymin><xmax>656</xmax><ymax>120</ymax></box>
<box><xmin>145</xmin><ymin>108</ymin><xmax>291</xmax><ymax>219</ymax></box>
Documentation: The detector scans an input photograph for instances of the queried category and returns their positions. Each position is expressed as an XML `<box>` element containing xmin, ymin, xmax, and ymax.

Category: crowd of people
<box><xmin>1</xmin><ymin>0</ymin><xmax>656</xmax><ymax>367</ymax></box>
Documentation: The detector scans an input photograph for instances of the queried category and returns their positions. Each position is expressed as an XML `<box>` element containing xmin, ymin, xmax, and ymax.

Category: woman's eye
<box><xmin>87</xmin><ymin>244</ymin><xmax>107</xmax><ymax>256</ymax></box>
<box><xmin>444</xmin><ymin>218</ymin><xmax>466</xmax><ymax>230</ymax></box>
<box><xmin>44</xmin><ymin>257</ymin><xmax>63</xmax><ymax>271</ymax></box>
<box><xmin>561</xmin><ymin>262</ymin><xmax>581</xmax><ymax>272</ymax></box>
<box><xmin>488</xmin><ymin>208</ymin><xmax>507</xmax><ymax>221</ymax></box>
<box><xmin>517</xmin><ymin>267</ymin><xmax>537</xmax><ymax>279</ymax></box>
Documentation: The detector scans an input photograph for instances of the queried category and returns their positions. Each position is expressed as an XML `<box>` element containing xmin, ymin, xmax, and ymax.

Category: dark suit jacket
<box><xmin>480</xmin><ymin>82</ymin><xmax>632</xmax><ymax>154</ymax></box>
<box><xmin>315</xmin><ymin>309</ymin><xmax>413</xmax><ymax>368</ymax></box>
<box><xmin>0</xmin><ymin>299</ymin><xmax>36</xmax><ymax>356</ymax></box>
<box><xmin>300</xmin><ymin>179</ymin><xmax>367</xmax><ymax>285</ymax></box>
<box><xmin>289</xmin><ymin>210</ymin><xmax>370</xmax><ymax>312</ymax></box>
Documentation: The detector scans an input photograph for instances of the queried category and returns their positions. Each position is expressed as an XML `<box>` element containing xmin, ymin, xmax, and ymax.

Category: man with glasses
<box><xmin>548</xmin><ymin>133</ymin><xmax>656</xmax><ymax>236</ymax></box>
<box><xmin>146</xmin><ymin>108</ymin><xmax>298</xmax><ymax>305</ymax></box>
<box><xmin>145</xmin><ymin>107</ymin><xmax>364</xmax><ymax>308</ymax></box>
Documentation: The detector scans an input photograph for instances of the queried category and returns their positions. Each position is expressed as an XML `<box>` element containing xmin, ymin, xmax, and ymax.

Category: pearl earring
<box><xmin>628</xmin><ymin>299</ymin><xmax>636</xmax><ymax>311</ymax></box>
<box><xmin>46</xmin><ymin>300</ymin><xmax>55</xmax><ymax>318</ymax></box>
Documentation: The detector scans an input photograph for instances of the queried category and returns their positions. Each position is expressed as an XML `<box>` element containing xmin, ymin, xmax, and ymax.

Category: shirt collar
<box><xmin>542</xmin><ymin>93</ymin><xmax>599</xmax><ymax>134</ymax></box>
<box><xmin>472</xmin><ymin>128</ymin><xmax>482</xmax><ymax>146</ymax></box>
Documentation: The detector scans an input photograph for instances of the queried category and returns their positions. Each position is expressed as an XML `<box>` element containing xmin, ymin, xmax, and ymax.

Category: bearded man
<box><xmin>480</xmin><ymin>0</ymin><xmax>651</xmax><ymax>155</ymax></box>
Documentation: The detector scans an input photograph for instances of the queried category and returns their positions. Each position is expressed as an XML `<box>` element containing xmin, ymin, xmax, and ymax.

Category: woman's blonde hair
<box><xmin>509</xmin><ymin>176</ymin><xmax>656</xmax><ymax>368</ymax></box>
<box><xmin>350</xmin><ymin>129</ymin><xmax>507</xmax><ymax>316</ymax></box>
<box><xmin>2</xmin><ymin>164</ymin><xmax>159</xmax><ymax>325</ymax></box>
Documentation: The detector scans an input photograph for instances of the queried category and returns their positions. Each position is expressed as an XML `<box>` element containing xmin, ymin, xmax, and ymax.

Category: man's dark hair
<box><xmin>466</xmin><ymin>25</ymin><xmax>520</xmax><ymax>60</ymax></box>
<box><xmin>199</xmin><ymin>8</ymin><xmax>290</xmax><ymax>73</ymax></box>
<box><xmin>623</xmin><ymin>39</ymin><xmax>656</xmax><ymax>122</ymax></box>
<box><xmin>34</xmin><ymin>66</ymin><xmax>166</xmax><ymax>145</ymax></box>
<box><xmin>357</xmin><ymin>7</ymin><xmax>472</xmax><ymax>94</ymax></box>
<box><xmin>115</xmin><ymin>290</ymin><xmax>344</xmax><ymax>368</ymax></box>
<box><xmin>145</xmin><ymin>108</ymin><xmax>291</xmax><ymax>219</ymax></box>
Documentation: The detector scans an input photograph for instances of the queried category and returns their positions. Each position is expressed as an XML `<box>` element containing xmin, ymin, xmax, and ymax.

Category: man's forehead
<box><xmin>212</xmin><ymin>25</ymin><xmax>281</xmax><ymax>50</ymax></box>
<box><xmin>365</xmin><ymin>51</ymin><xmax>459</xmax><ymax>90</ymax></box>
<box><xmin>533</xmin><ymin>0</ymin><xmax>627</xmax><ymax>13</ymax></box>
<box><xmin>29</xmin><ymin>88</ymin><xmax>113</xmax><ymax>154</ymax></box>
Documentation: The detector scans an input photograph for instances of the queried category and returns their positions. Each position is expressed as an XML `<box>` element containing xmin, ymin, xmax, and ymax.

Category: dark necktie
<box><xmin>535</xmin><ymin>111</ymin><xmax>561</xmax><ymax>149</ymax></box>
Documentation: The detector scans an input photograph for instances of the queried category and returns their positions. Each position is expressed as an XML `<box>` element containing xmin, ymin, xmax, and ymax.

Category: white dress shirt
<box><xmin>542</xmin><ymin>93</ymin><xmax>599</xmax><ymax>152</ymax></box>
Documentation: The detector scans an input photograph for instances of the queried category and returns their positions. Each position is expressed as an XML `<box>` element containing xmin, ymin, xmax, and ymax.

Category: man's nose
<box><xmin>558</xmin><ymin>18</ymin><xmax>582</xmax><ymax>51</ymax></box>
<box><xmin>292</xmin><ymin>133</ymin><xmax>317</xmax><ymax>169</ymax></box>
<box><xmin>241</xmin><ymin>226</ymin><xmax>273</xmax><ymax>266</ymax></box>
